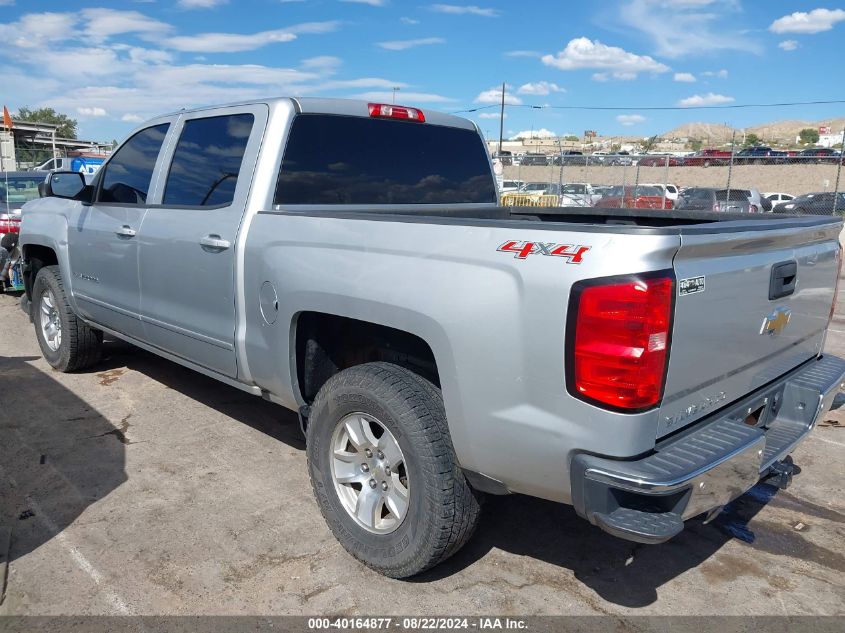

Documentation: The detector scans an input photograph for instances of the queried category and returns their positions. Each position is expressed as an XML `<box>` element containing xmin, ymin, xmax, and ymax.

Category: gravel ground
<box><xmin>0</xmin><ymin>269</ymin><xmax>844</xmax><ymax>616</ymax></box>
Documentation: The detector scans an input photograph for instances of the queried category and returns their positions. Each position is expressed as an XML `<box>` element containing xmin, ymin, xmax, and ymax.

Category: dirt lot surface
<box><xmin>1</xmin><ymin>268</ymin><xmax>844</xmax><ymax>616</ymax></box>
<box><xmin>505</xmin><ymin>164</ymin><xmax>845</xmax><ymax>197</ymax></box>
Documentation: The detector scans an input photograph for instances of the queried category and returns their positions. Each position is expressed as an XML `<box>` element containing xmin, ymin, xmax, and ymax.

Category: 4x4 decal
<box><xmin>497</xmin><ymin>241</ymin><xmax>590</xmax><ymax>263</ymax></box>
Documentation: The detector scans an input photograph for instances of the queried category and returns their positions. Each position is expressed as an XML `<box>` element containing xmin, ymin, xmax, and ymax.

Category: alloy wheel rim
<box><xmin>330</xmin><ymin>412</ymin><xmax>410</xmax><ymax>534</ymax></box>
<box><xmin>39</xmin><ymin>288</ymin><xmax>62</xmax><ymax>352</ymax></box>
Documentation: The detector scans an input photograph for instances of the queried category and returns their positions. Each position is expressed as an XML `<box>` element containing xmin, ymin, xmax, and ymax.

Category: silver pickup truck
<box><xmin>18</xmin><ymin>98</ymin><xmax>845</xmax><ymax>578</ymax></box>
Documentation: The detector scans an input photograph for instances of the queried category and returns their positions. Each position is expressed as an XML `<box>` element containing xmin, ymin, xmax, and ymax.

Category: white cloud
<box><xmin>400</xmin><ymin>17</ymin><xmax>419</xmax><ymax>24</ymax></box>
<box><xmin>429</xmin><ymin>4</ymin><xmax>499</xmax><ymax>17</ymax></box>
<box><xmin>162</xmin><ymin>21</ymin><xmax>339</xmax><ymax>52</ymax></box>
<box><xmin>616</xmin><ymin>114</ymin><xmax>646</xmax><ymax>126</ymax></box>
<box><xmin>80</xmin><ymin>8</ymin><xmax>172</xmax><ymax>41</ymax></box>
<box><xmin>510</xmin><ymin>129</ymin><xmax>556</xmax><ymax>140</ymax></box>
<box><xmin>770</xmin><ymin>8</ymin><xmax>845</xmax><ymax>34</ymax></box>
<box><xmin>673</xmin><ymin>72</ymin><xmax>696</xmax><ymax>82</ymax></box>
<box><xmin>341</xmin><ymin>0</ymin><xmax>387</xmax><ymax>5</ymax></box>
<box><xmin>701</xmin><ymin>68</ymin><xmax>728</xmax><ymax>78</ymax></box>
<box><xmin>591</xmin><ymin>71</ymin><xmax>637</xmax><ymax>81</ymax></box>
<box><xmin>778</xmin><ymin>39</ymin><xmax>799</xmax><ymax>51</ymax></box>
<box><xmin>505</xmin><ymin>50</ymin><xmax>541</xmax><ymax>58</ymax></box>
<box><xmin>301</xmin><ymin>55</ymin><xmax>343</xmax><ymax>70</ymax></box>
<box><xmin>77</xmin><ymin>106</ymin><xmax>108</xmax><ymax>117</ymax></box>
<box><xmin>541</xmin><ymin>37</ymin><xmax>670</xmax><ymax>78</ymax></box>
<box><xmin>165</xmin><ymin>30</ymin><xmax>296</xmax><ymax>52</ymax></box>
<box><xmin>517</xmin><ymin>81</ymin><xmax>564</xmax><ymax>96</ymax></box>
<box><xmin>678</xmin><ymin>92</ymin><xmax>735</xmax><ymax>106</ymax></box>
<box><xmin>619</xmin><ymin>0</ymin><xmax>761</xmax><ymax>57</ymax></box>
<box><xmin>121</xmin><ymin>113</ymin><xmax>143</xmax><ymax>122</ymax></box>
<box><xmin>378</xmin><ymin>37</ymin><xmax>445</xmax><ymax>50</ymax></box>
<box><xmin>350</xmin><ymin>91</ymin><xmax>453</xmax><ymax>103</ymax></box>
<box><xmin>475</xmin><ymin>85</ymin><xmax>522</xmax><ymax>105</ymax></box>
<box><xmin>177</xmin><ymin>0</ymin><xmax>228</xmax><ymax>9</ymax></box>
<box><xmin>478</xmin><ymin>112</ymin><xmax>506</xmax><ymax>119</ymax></box>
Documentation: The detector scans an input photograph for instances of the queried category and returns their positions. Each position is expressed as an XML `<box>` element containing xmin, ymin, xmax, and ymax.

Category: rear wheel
<box><xmin>306</xmin><ymin>362</ymin><xmax>481</xmax><ymax>578</ymax></box>
<box><xmin>33</xmin><ymin>266</ymin><xmax>102</xmax><ymax>372</ymax></box>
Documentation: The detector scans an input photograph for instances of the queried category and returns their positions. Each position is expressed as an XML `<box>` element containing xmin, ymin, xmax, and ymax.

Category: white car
<box><xmin>500</xmin><ymin>179</ymin><xmax>524</xmax><ymax>194</ymax></box>
<box><xmin>561</xmin><ymin>183</ymin><xmax>602</xmax><ymax>206</ymax></box>
<box><xmin>764</xmin><ymin>192</ymin><xmax>795</xmax><ymax>209</ymax></box>
<box><xmin>639</xmin><ymin>183</ymin><xmax>680</xmax><ymax>202</ymax></box>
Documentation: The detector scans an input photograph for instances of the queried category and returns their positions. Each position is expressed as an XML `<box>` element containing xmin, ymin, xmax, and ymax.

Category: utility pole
<box><xmin>392</xmin><ymin>86</ymin><xmax>400</xmax><ymax>103</ymax></box>
<box><xmin>498</xmin><ymin>82</ymin><xmax>505</xmax><ymax>155</ymax></box>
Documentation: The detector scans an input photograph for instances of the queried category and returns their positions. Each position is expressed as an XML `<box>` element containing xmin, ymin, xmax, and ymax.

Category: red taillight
<box><xmin>368</xmin><ymin>103</ymin><xmax>425</xmax><ymax>122</ymax></box>
<box><xmin>0</xmin><ymin>217</ymin><xmax>20</xmax><ymax>233</ymax></box>
<box><xmin>569</xmin><ymin>275</ymin><xmax>674</xmax><ymax>411</ymax></box>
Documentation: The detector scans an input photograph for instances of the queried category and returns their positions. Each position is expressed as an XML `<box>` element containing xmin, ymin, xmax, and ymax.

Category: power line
<box><xmin>452</xmin><ymin>98</ymin><xmax>845</xmax><ymax>114</ymax></box>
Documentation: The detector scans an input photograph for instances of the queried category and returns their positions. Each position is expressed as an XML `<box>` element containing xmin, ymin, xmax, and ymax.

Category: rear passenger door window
<box><xmin>163</xmin><ymin>113</ymin><xmax>255</xmax><ymax>207</ymax></box>
<box><xmin>98</xmin><ymin>123</ymin><xmax>170</xmax><ymax>205</ymax></box>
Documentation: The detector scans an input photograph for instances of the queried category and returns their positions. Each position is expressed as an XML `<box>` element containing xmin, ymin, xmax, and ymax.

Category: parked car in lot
<box><xmin>763</xmin><ymin>192</ymin><xmax>795</xmax><ymax>209</ymax></box>
<box><xmin>796</xmin><ymin>147</ymin><xmax>839</xmax><ymax>163</ymax></box>
<box><xmin>552</xmin><ymin>150</ymin><xmax>584</xmax><ymax>166</ymax></box>
<box><xmin>602</xmin><ymin>151</ymin><xmax>634</xmax><ymax>166</ymax></box>
<box><xmin>493</xmin><ymin>151</ymin><xmax>513</xmax><ymax>166</ymax></box>
<box><xmin>639</xmin><ymin>183</ymin><xmax>679</xmax><ymax>202</ymax></box>
<box><xmin>520</xmin><ymin>153</ymin><xmax>549</xmax><ymax>166</ymax></box>
<box><xmin>684</xmin><ymin>149</ymin><xmax>733</xmax><ymax>167</ymax></box>
<box><xmin>500</xmin><ymin>179</ymin><xmax>524</xmax><ymax>194</ymax></box>
<box><xmin>20</xmin><ymin>97</ymin><xmax>845</xmax><ymax>578</ymax></box>
<box><xmin>676</xmin><ymin>188</ymin><xmax>752</xmax><ymax>213</ymax></box>
<box><xmin>734</xmin><ymin>146</ymin><xmax>788</xmax><ymax>164</ymax></box>
<box><xmin>0</xmin><ymin>171</ymin><xmax>48</xmax><ymax>241</ymax></box>
<box><xmin>637</xmin><ymin>155</ymin><xmax>683</xmax><ymax>167</ymax></box>
<box><xmin>559</xmin><ymin>183</ymin><xmax>601</xmax><ymax>206</ymax></box>
<box><xmin>733</xmin><ymin>188</ymin><xmax>771</xmax><ymax>212</ymax></box>
<box><xmin>776</xmin><ymin>192</ymin><xmax>845</xmax><ymax>215</ymax></box>
<box><xmin>519</xmin><ymin>182</ymin><xmax>562</xmax><ymax>195</ymax></box>
<box><xmin>594</xmin><ymin>185</ymin><xmax>673</xmax><ymax>209</ymax></box>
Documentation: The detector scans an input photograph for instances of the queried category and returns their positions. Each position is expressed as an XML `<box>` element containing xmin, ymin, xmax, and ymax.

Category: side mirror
<box><xmin>42</xmin><ymin>171</ymin><xmax>93</xmax><ymax>203</ymax></box>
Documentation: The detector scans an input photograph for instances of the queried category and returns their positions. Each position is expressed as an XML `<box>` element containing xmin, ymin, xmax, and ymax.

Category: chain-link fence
<box><xmin>496</xmin><ymin>151</ymin><xmax>845</xmax><ymax>216</ymax></box>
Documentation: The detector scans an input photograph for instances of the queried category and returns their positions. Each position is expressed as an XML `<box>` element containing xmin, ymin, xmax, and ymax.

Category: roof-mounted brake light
<box><xmin>368</xmin><ymin>103</ymin><xmax>425</xmax><ymax>122</ymax></box>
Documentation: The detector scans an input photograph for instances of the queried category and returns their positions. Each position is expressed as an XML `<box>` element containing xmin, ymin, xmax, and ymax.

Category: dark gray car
<box><xmin>676</xmin><ymin>187</ymin><xmax>752</xmax><ymax>213</ymax></box>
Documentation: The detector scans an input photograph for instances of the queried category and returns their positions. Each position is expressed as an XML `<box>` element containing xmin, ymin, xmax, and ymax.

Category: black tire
<box><xmin>32</xmin><ymin>265</ymin><xmax>102</xmax><ymax>372</ymax></box>
<box><xmin>306</xmin><ymin>362</ymin><xmax>481</xmax><ymax>578</ymax></box>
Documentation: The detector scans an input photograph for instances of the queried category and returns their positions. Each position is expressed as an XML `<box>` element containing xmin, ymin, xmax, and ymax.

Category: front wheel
<box><xmin>306</xmin><ymin>362</ymin><xmax>481</xmax><ymax>578</ymax></box>
<box><xmin>32</xmin><ymin>265</ymin><xmax>102</xmax><ymax>372</ymax></box>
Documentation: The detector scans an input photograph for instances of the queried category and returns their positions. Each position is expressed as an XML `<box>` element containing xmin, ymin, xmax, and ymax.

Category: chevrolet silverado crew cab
<box><xmin>18</xmin><ymin>98</ymin><xmax>845</xmax><ymax>578</ymax></box>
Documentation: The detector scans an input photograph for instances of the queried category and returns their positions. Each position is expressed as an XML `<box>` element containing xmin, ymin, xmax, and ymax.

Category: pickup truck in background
<box><xmin>684</xmin><ymin>149</ymin><xmax>733</xmax><ymax>167</ymax></box>
<box><xmin>18</xmin><ymin>97</ymin><xmax>845</xmax><ymax>578</ymax></box>
<box><xmin>734</xmin><ymin>147</ymin><xmax>788</xmax><ymax>164</ymax></box>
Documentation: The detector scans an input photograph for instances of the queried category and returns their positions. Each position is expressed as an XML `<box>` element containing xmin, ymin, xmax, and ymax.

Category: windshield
<box><xmin>521</xmin><ymin>183</ymin><xmax>549</xmax><ymax>191</ymax></box>
<box><xmin>0</xmin><ymin>176</ymin><xmax>44</xmax><ymax>206</ymax></box>
<box><xmin>562</xmin><ymin>184</ymin><xmax>586</xmax><ymax>194</ymax></box>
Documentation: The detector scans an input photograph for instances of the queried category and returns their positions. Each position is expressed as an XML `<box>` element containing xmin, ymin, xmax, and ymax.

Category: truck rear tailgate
<box><xmin>657</xmin><ymin>219</ymin><xmax>841</xmax><ymax>437</ymax></box>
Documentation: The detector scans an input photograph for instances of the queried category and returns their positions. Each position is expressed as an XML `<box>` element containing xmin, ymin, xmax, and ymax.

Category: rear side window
<box><xmin>275</xmin><ymin>114</ymin><xmax>496</xmax><ymax>205</ymax></box>
<box><xmin>163</xmin><ymin>113</ymin><xmax>254</xmax><ymax>206</ymax></box>
<box><xmin>98</xmin><ymin>123</ymin><xmax>169</xmax><ymax>205</ymax></box>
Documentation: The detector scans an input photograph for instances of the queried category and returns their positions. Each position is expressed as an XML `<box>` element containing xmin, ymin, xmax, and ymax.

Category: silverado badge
<box><xmin>760</xmin><ymin>307</ymin><xmax>791</xmax><ymax>336</ymax></box>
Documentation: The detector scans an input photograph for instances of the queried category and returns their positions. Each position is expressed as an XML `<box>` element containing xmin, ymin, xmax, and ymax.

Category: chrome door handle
<box><xmin>116</xmin><ymin>225</ymin><xmax>136</xmax><ymax>237</ymax></box>
<box><xmin>199</xmin><ymin>235</ymin><xmax>231</xmax><ymax>250</ymax></box>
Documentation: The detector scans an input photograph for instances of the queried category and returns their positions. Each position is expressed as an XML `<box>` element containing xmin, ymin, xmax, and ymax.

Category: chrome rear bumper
<box><xmin>570</xmin><ymin>354</ymin><xmax>845</xmax><ymax>544</ymax></box>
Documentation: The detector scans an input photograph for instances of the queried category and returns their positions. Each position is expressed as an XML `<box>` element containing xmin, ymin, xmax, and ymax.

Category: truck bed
<box><xmin>271</xmin><ymin>204</ymin><xmax>841</xmax><ymax>231</ymax></box>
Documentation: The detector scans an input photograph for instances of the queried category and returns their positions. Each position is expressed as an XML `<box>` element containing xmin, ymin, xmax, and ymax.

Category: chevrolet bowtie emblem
<box><xmin>760</xmin><ymin>307</ymin><xmax>791</xmax><ymax>336</ymax></box>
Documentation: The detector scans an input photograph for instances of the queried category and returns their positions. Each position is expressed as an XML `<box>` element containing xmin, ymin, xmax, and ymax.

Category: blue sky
<box><xmin>0</xmin><ymin>0</ymin><xmax>843</xmax><ymax>141</ymax></box>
